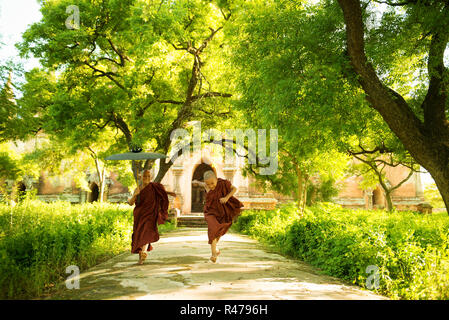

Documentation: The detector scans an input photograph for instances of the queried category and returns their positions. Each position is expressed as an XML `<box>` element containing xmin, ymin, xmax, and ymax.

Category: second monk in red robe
<box><xmin>194</xmin><ymin>170</ymin><xmax>244</xmax><ymax>263</ymax></box>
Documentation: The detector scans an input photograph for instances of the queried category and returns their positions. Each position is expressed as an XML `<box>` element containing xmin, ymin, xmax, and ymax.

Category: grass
<box><xmin>0</xmin><ymin>200</ymin><xmax>176</xmax><ymax>299</ymax></box>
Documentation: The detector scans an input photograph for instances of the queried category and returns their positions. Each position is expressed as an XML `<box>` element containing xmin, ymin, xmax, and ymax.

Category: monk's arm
<box><xmin>127</xmin><ymin>187</ymin><xmax>140</xmax><ymax>206</ymax></box>
<box><xmin>192</xmin><ymin>180</ymin><xmax>205</xmax><ymax>187</ymax></box>
<box><xmin>192</xmin><ymin>180</ymin><xmax>209</xmax><ymax>192</ymax></box>
<box><xmin>166</xmin><ymin>191</ymin><xmax>177</xmax><ymax>197</ymax></box>
<box><xmin>221</xmin><ymin>185</ymin><xmax>237</xmax><ymax>203</ymax></box>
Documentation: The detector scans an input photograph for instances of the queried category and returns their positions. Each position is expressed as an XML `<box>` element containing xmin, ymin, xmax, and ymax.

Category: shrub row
<box><xmin>0</xmin><ymin>200</ymin><xmax>175</xmax><ymax>299</ymax></box>
<box><xmin>232</xmin><ymin>202</ymin><xmax>449</xmax><ymax>299</ymax></box>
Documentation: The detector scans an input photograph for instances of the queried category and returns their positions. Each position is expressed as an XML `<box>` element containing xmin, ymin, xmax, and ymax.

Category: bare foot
<box><xmin>210</xmin><ymin>250</ymin><xmax>220</xmax><ymax>263</ymax></box>
<box><xmin>138</xmin><ymin>251</ymin><xmax>148</xmax><ymax>265</ymax></box>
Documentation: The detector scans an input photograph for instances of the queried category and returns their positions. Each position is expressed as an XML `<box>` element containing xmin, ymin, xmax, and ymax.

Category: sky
<box><xmin>0</xmin><ymin>0</ymin><xmax>42</xmax><ymax>72</ymax></box>
<box><xmin>0</xmin><ymin>0</ymin><xmax>438</xmax><ymax>187</ymax></box>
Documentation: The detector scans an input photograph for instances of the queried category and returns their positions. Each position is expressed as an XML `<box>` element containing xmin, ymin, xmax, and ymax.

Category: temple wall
<box><xmin>157</xmin><ymin>145</ymin><xmax>278</xmax><ymax>214</ymax></box>
<box><xmin>334</xmin><ymin>161</ymin><xmax>425</xmax><ymax>210</ymax></box>
<box><xmin>5</xmin><ymin>138</ymin><xmax>428</xmax><ymax>212</ymax></box>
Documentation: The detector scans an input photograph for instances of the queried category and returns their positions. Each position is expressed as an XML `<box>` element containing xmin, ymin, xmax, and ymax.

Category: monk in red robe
<box><xmin>128</xmin><ymin>169</ymin><xmax>176</xmax><ymax>264</ymax></box>
<box><xmin>193</xmin><ymin>170</ymin><xmax>244</xmax><ymax>263</ymax></box>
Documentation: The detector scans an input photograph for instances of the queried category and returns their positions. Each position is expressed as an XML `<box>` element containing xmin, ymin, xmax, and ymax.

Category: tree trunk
<box><xmin>131</xmin><ymin>160</ymin><xmax>142</xmax><ymax>185</ymax></box>
<box><xmin>94</xmin><ymin>158</ymin><xmax>105</xmax><ymax>203</ymax></box>
<box><xmin>99</xmin><ymin>166</ymin><xmax>106</xmax><ymax>203</ymax></box>
<box><xmin>429</xmin><ymin>170</ymin><xmax>449</xmax><ymax>212</ymax></box>
<box><xmin>337</xmin><ymin>0</ymin><xmax>449</xmax><ymax>214</ymax></box>
<box><xmin>301</xmin><ymin>175</ymin><xmax>308</xmax><ymax>213</ymax></box>
<box><xmin>384</xmin><ymin>190</ymin><xmax>393</xmax><ymax>212</ymax></box>
<box><xmin>154</xmin><ymin>160</ymin><xmax>171</xmax><ymax>183</ymax></box>
<box><xmin>296</xmin><ymin>166</ymin><xmax>304</xmax><ymax>211</ymax></box>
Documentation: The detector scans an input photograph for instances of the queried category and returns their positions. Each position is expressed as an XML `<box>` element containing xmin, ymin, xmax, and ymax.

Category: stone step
<box><xmin>177</xmin><ymin>215</ymin><xmax>207</xmax><ymax>228</ymax></box>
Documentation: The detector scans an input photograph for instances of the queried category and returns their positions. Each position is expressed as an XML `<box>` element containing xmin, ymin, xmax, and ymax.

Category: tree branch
<box><xmin>390</xmin><ymin>169</ymin><xmax>415</xmax><ymax>192</ymax></box>
<box><xmin>107</xmin><ymin>38</ymin><xmax>133</xmax><ymax>66</ymax></box>
<box><xmin>421</xmin><ymin>15</ymin><xmax>449</xmax><ymax>138</ymax></box>
<box><xmin>157</xmin><ymin>99</ymin><xmax>184</xmax><ymax>105</ymax></box>
<box><xmin>191</xmin><ymin>91</ymin><xmax>232</xmax><ymax>101</ymax></box>
<box><xmin>111</xmin><ymin>112</ymin><xmax>132</xmax><ymax>145</ymax></box>
<box><xmin>198</xmin><ymin>27</ymin><xmax>223</xmax><ymax>54</ymax></box>
<box><xmin>92</xmin><ymin>119</ymin><xmax>111</xmax><ymax>130</ymax></box>
<box><xmin>337</xmin><ymin>0</ymin><xmax>432</xmax><ymax>164</ymax></box>
<box><xmin>371</xmin><ymin>0</ymin><xmax>416</xmax><ymax>6</ymax></box>
<box><xmin>83</xmin><ymin>62</ymin><xmax>126</xmax><ymax>91</ymax></box>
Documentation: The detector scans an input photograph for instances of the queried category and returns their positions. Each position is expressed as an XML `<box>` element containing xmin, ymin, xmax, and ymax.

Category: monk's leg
<box><xmin>216</xmin><ymin>236</ymin><xmax>221</xmax><ymax>256</ymax></box>
<box><xmin>210</xmin><ymin>238</ymin><xmax>220</xmax><ymax>262</ymax></box>
<box><xmin>138</xmin><ymin>243</ymin><xmax>149</xmax><ymax>264</ymax></box>
<box><xmin>211</xmin><ymin>236</ymin><xmax>221</xmax><ymax>256</ymax></box>
<box><xmin>211</xmin><ymin>238</ymin><xmax>218</xmax><ymax>256</ymax></box>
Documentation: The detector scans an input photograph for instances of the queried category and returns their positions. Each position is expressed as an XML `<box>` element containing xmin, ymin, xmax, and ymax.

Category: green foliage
<box><xmin>0</xmin><ymin>142</ymin><xmax>31</xmax><ymax>202</ymax></box>
<box><xmin>224</xmin><ymin>0</ymin><xmax>370</xmax><ymax>199</ymax></box>
<box><xmin>0</xmin><ymin>143</ymin><xmax>21</xmax><ymax>183</ymax></box>
<box><xmin>232</xmin><ymin>203</ymin><xmax>449</xmax><ymax>299</ymax></box>
<box><xmin>306</xmin><ymin>175</ymin><xmax>342</xmax><ymax>205</ymax></box>
<box><xmin>0</xmin><ymin>200</ymin><xmax>175</xmax><ymax>299</ymax></box>
<box><xmin>424</xmin><ymin>183</ymin><xmax>445</xmax><ymax>209</ymax></box>
<box><xmin>0</xmin><ymin>79</ymin><xmax>17</xmax><ymax>137</ymax></box>
<box><xmin>16</xmin><ymin>0</ymin><xmax>236</xmax><ymax>170</ymax></box>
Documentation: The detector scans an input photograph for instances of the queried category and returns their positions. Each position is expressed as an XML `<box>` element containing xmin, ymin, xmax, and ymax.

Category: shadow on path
<box><xmin>41</xmin><ymin>228</ymin><xmax>387</xmax><ymax>300</ymax></box>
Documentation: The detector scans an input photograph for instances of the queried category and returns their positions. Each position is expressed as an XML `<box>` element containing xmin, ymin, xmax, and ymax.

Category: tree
<box><xmin>344</xmin><ymin>104</ymin><xmax>421</xmax><ymax>211</ymax></box>
<box><xmin>348</xmin><ymin>149</ymin><xmax>419</xmax><ymax>211</ymax></box>
<box><xmin>17</xmin><ymin>0</ymin><xmax>235</xmax><ymax>184</ymax></box>
<box><xmin>224</xmin><ymin>0</ymin><xmax>371</xmax><ymax>211</ymax></box>
<box><xmin>336</xmin><ymin>0</ymin><xmax>449</xmax><ymax>213</ymax></box>
<box><xmin>2</xmin><ymin>67</ymin><xmax>121</xmax><ymax>202</ymax></box>
<box><xmin>0</xmin><ymin>73</ymin><xmax>18</xmax><ymax>142</ymax></box>
<box><xmin>0</xmin><ymin>143</ymin><xmax>22</xmax><ymax>202</ymax></box>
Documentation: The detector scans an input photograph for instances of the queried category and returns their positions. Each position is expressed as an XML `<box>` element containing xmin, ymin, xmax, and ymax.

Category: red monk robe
<box><xmin>131</xmin><ymin>182</ymin><xmax>169</xmax><ymax>254</ymax></box>
<box><xmin>204</xmin><ymin>178</ymin><xmax>244</xmax><ymax>244</ymax></box>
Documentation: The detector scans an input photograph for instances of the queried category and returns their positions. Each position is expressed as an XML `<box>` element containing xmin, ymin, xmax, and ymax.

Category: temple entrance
<box><xmin>372</xmin><ymin>187</ymin><xmax>383</xmax><ymax>208</ymax></box>
<box><xmin>88</xmin><ymin>183</ymin><xmax>99</xmax><ymax>202</ymax></box>
<box><xmin>16</xmin><ymin>181</ymin><xmax>26</xmax><ymax>202</ymax></box>
<box><xmin>191</xmin><ymin>163</ymin><xmax>214</xmax><ymax>213</ymax></box>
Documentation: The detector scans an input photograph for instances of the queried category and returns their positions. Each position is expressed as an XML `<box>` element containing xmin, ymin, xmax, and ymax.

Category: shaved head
<box><xmin>203</xmin><ymin>170</ymin><xmax>216</xmax><ymax>181</ymax></box>
<box><xmin>203</xmin><ymin>170</ymin><xmax>217</xmax><ymax>190</ymax></box>
<box><xmin>139</xmin><ymin>169</ymin><xmax>152</xmax><ymax>184</ymax></box>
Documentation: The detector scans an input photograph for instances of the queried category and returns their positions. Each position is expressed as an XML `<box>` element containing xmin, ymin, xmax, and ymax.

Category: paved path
<box><xmin>44</xmin><ymin>228</ymin><xmax>387</xmax><ymax>300</ymax></box>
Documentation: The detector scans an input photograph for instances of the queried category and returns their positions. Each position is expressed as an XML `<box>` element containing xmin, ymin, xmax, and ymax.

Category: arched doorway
<box><xmin>372</xmin><ymin>187</ymin><xmax>383</xmax><ymax>208</ymax></box>
<box><xmin>191</xmin><ymin>163</ymin><xmax>214</xmax><ymax>213</ymax></box>
<box><xmin>16</xmin><ymin>181</ymin><xmax>26</xmax><ymax>202</ymax></box>
<box><xmin>88</xmin><ymin>183</ymin><xmax>99</xmax><ymax>202</ymax></box>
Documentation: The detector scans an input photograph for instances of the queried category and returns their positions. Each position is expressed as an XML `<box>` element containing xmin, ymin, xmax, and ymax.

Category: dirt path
<box><xmin>44</xmin><ymin>228</ymin><xmax>387</xmax><ymax>300</ymax></box>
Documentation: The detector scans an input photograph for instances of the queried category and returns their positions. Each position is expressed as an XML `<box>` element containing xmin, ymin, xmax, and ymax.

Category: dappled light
<box><xmin>42</xmin><ymin>229</ymin><xmax>384</xmax><ymax>300</ymax></box>
<box><xmin>1</xmin><ymin>0</ymin><xmax>449</xmax><ymax>302</ymax></box>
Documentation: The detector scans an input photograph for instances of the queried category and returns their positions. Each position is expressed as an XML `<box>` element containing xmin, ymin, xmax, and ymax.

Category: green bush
<box><xmin>232</xmin><ymin>202</ymin><xmax>449</xmax><ymax>299</ymax></box>
<box><xmin>0</xmin><ymin>200</ymin><xmax>176</xmax><ymax>299</ymax></box>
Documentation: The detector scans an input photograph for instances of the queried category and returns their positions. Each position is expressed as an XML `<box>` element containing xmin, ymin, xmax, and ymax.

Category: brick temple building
<box><xmin>333</xmin><ymin>164</ymin><xmax>429</xmax><ymax>212</ymax></box>
<box><xmin>5</xmin><ymin>137</ymin><xmax>430</xmax><ymax>214</ymax></box>
<box><xmin>2</xmin><ymin>76</ymin><xmax>430</xmax><ymax>213</ymax></box>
